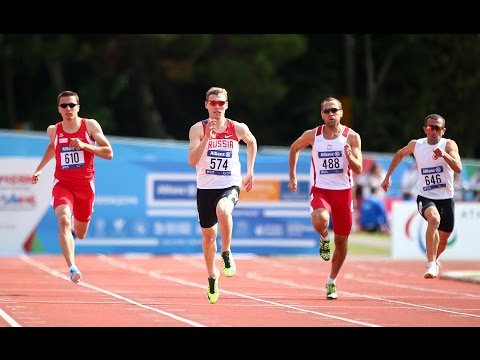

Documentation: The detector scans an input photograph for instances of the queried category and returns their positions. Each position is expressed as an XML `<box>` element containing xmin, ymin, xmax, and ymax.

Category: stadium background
<box><xmin>2</xmin><ymin>130</ymin><xmax>479</xmax><ymax>259</ymax></box>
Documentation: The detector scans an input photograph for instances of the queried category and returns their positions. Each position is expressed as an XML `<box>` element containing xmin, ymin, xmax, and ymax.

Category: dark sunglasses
<box><xmin>322</xmin><ymin>108</ymin><xmax>341</xmax><ymax>114</ymax></box>
<box><xmin>207</xmin><ymin>100</ymin><xmax>226</xmax><ymax>106</ymax></box>
<box><xmin>425</xmin><ymin>125</ymin><xmax>444</xmax><ymax>131</ymax></box>
<box><xmin>59</xmin><ymin>103</ymin><xmax>78</xmax><ymax>109</ymax></box>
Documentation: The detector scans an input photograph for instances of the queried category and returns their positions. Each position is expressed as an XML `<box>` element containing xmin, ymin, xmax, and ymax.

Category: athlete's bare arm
<box><xmin>188</xmin><ymin>121</ymin><xmax>210</xmax><ymax>167</ymax></box>
<box><xmin>234</xmin><ymin>121</ymin><xmax>257</xmax><ymax>192</ymax></box>
<box><xmin>435</xmin><ymin>139</ymin><xmax>462</xmax><ymax>174</ymax></box>
<box><xmin>288</xmin><ymin>128</ymin><xmax>315</xmax><ymax>192</ymax></box>
<box><xmin>32</xmin><ymin>125</ymin><xmax>57</xmax><ymax>184</ymax></box>
<box><xmin>346</xmin><ymin>130</ymin><xmax>363</xmax><ymax>174</ymax></box>
<box><xmin>75</xmin><ymin>119</ymin><xmax>114</xmax><ymax>160</ymax></box>
<box><xmin>381</xmin><ymin>140</ymin><xmax>417</xmax><ymax>192</ymax></box>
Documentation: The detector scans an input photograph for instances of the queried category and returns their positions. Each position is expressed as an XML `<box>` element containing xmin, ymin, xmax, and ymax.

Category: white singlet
<box><xmin>414</xmin><ymin>137</ymin><xmax>454</xmax><ymax>199</ymax></box>
<box><xmin>196</xmin><ymin>119</ymin><xmax>242</xmax><ymax>189</ymax></box>
<box><xmin>310</xmin><ymin>125</ymin><xmax>353</xmax><ymax>190</ymax></box>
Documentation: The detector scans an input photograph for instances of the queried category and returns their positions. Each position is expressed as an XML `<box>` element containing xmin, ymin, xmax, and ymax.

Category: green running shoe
<box><xmin>319</xmin><ymin>236</ymin><xmax>331</xmax><ymax>261</ymax></box>
<box><xmin>326</xmin><ymin>283</ymin><xmax>337</xmax><ymax>300</ymax></box>
<box><xmin>207</xmin><ymin>270</ymin><xmax>220</xmax><ymax>304</ymax></box>
<box><xmin>221</xmin><ymin>251</ymin><xmax>236</xmax><ymax>277</ymax></box>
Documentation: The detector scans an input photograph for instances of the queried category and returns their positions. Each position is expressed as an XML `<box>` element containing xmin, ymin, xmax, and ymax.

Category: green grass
<box><xmin>347</xmin><ymin>242</ymin><xmax>390</xmax><ymax>256</ymax></box>
<box><xmin>341</xmin><ymin>231</ymin><xmax>391</xmax><ymax>257</ymax></box>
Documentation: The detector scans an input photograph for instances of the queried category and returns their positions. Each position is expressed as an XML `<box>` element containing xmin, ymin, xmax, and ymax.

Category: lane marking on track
<box><xmin>251</xmin><ymin>257</ymin><xmax>480</xmax><ymax>298</ymax></box>
<box><xmin>0</xmin><ymin>307</ymin><xmax>22</xmax><ymax>327</ymax></box>
<box><xmin>20</xmin><ymin>255</ymin><xmax>207</xmax><ymax>327</ymax></box>
<box><xmin>343</xmin><ymin>273</ymin><xmax>480</xmax><ymax>298</ymax></box>
<box><xmin>250</xmin><ymin>273</ymin><xmax>480</xmax><ymax>319</ymax></box>
<box><xmin>99</xmin><ymin>255</ymin><xmax>382</xmax><ymax>327</ymax></box>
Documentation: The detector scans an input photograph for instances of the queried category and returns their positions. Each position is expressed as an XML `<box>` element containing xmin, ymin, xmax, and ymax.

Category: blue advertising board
<box><xmin>1</xmin><ymin>131</ymin><xmax>319</xmax><ymax>255</ymax></box>
<box><xmin>5</xmin><ymin>130</ymin><xmax>455</xmax><ymax>255</ymax></box>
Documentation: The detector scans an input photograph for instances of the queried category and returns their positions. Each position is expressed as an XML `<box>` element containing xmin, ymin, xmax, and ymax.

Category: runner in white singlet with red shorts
<box><xmin>289</xmin><ymin>97</ymin><xmax>363</xmax><ymax>300</ymax></box>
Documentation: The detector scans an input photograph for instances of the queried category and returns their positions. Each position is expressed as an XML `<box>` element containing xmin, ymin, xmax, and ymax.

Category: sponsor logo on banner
<box><xmin>0</xmin><ymin>158</ymin><xmax>54</xmax><ymax>255</ymax></box>
<box><xmin>240</xmin><ymin>179</ymin><xmax>280</xmax><ymax>202</ymax></box>
<box><xmin>0</xmin><ymin>175</ymin><xmax>37</xmax><ymax>210</ymax></box>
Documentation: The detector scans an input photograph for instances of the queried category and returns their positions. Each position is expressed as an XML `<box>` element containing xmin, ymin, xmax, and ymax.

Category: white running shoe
<box><xmin>424</xmin><ymin>262</ymin><xmax>439</xmax><ymax>279</ymax></box>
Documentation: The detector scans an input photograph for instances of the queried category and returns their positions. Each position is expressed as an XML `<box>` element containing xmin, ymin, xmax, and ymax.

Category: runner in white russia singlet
<box><xmin>196</xmin><ymin>119</ymin><xmax>242</xmax><ymax>189</ymax></box>
<box><xmin>310</xmin><ymin>125</ymin><xmax>353</xmax><ymax>190</ymax></box>
<box><xmin>413</xmin><ymin>137</ymin><xmax>454</xmax><ymax>200</ymax></box>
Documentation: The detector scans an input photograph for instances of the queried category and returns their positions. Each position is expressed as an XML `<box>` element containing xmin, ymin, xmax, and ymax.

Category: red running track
<box><xmin>0</xmin><ymin>254</ymin><xmax>479</xmax><ymax>327</ymax></box>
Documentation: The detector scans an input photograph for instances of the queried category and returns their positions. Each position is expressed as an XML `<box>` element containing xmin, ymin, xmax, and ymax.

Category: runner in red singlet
<box><xmin>32</xmin><ymin>90</ymin><xmax>113</xmax><ymax>284</ymax></box>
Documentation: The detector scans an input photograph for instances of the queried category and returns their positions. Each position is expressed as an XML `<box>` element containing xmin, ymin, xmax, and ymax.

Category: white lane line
<box><xmin>250</xmin><ymin>273</ymin><xmax>480</xmax><ymax>319</ymax></box>
<box><xmin>20</xmin><ymin>255</ymin><xmax>206</xmax><ymax>327</ymax></box>
<box><xmin>0</xmin><ymin>307</ymin><xmax>22</xmax><ymax>327</ymax></box>
<box><xmin>253</xmin><ymin>257</ymin><xmax>480</xmax><ymax>297</ymax></box>
<box><xmin>99</xmin><ymin>255</ymin><xmax>382</xmax><ymax>327</ymax></box>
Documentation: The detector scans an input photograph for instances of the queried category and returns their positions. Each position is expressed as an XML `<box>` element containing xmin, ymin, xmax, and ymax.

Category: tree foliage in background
<box><xmin>0</xmin><ymin>34</ymin><xmax>478</xmax><ymax>157</ymax></box>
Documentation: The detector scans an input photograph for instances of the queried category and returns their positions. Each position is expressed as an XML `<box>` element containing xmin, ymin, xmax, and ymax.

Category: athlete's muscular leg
<box><xmin>55</xmin><ymin>204</ymin><xmax>76</xmax><ymax>268</ymax></box>
<box><xmin>73</xmin><ymin>219</ymin><xmax>91</xmax><ymax>239</ymax></box>
<box><xmin>202</xmin><ymin>225</ymin><xmax>218</xmax><ymax>278</ymax></box>
<box><xmin>437</xmin><ymin>230</ymin><xmax>451</xmax><ymax>260</ymax></box>
<box><xmin>312</xmin><ymin>208</ymin><xmax>330</xmax><ymax>238</ymax></box>
<box><xmin>71</xmin><ymin>184</ymin><xmax>94</xmax><ymax>239</ymax></box>
<box><xmin>330</xmin><ymin>234</ymin><xmax>348</xmax><ymax>279</ymax></box>
<box><xmin>216</xmin><ymin>197</ymin><xmax>235</xmax><ymax>253</ymax></box>
<box><xmin>423</xmin><ymin>206</ymin><xmax>440</xmax><ymax>262</ymax></box>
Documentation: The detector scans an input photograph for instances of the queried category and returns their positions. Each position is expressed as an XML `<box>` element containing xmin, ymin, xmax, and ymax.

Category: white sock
<box><xmin>327</xmin><ymin>276</ymin><xmax>336</xmax><ymax>285</ymax></box>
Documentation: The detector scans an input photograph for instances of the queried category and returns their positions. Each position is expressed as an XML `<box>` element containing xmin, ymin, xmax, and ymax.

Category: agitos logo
<box><xmin>404</xmin><ymin>211</ymin><xmax>457</xmax><ymax>253</ymax></box>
